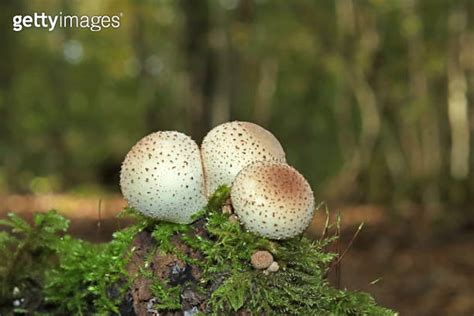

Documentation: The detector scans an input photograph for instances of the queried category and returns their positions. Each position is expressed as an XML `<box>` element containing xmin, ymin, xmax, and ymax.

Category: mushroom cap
<box><xmin>231</xmin><ymin>161</ymin><xmax>315</xmax><ymax>240</ymax></box>
<box><xmin>120</xmin><ymin>131</ymin><xmax>207</xmax><ymax>224</ymax></box>
<box><xmin>201</xmin><ymin>121</ymin><xmax>286</xmax><ymax>195</ymax></box>
<box><xmin>251</xmin><ymin>250</ymin><xmax>274</xmax><ymax>269</ymax></box>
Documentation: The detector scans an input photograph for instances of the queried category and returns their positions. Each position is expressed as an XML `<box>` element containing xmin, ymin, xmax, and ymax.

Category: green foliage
<box><xmin>173</xmin><ymin>186</ymin><xmax>394</xmax><ymax>315</ymax></box>
<box><xmin>0</xmin><ymin>211</ymin><xmax>69</xmax><ymax>308</ymax></box>
<box><xmin>0</xmin><ymin>189</ymin><xmax>395</xmax><ymax>314</ymax></box>
<box><xmin>209</xmin><ymin>272</ymin><xmax>251</xmax><ymax>312</ymax></box>
<box><xmin>2</xmin><ymin>0</ymin><xmax>473</xmax><ymax>210</ymax></box>
<box><xmin>42</xmin><ymin>224</ymin><xmax>139</xmax><ymax>315</ymax></box>
<box><xmin>151</xmin><ymin>221</ymin><xmax>189</xmax><ymax>254</ymax></box>
<box><xmin>0</xmin><ymin>210</ymin><xmax>142</xmax><ymax>314</ymax></box>
<box><xmin>149</xmin><ymin>280</ymin><xmax>182</xmax><ymax>311</ymax></box>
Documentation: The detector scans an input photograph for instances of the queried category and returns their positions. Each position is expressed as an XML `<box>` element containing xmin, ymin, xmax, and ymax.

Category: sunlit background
<box><xmin>1</xmin><ymin>0</ymin><xmax>473</xmax><ymax>314</ymax></box>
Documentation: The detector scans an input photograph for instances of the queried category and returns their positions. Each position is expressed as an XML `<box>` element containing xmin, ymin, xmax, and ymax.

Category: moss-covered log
<box><xmin>0</xmin><ymin>187</ymin><xmax>395</xmax><ymax>315</ymax></box>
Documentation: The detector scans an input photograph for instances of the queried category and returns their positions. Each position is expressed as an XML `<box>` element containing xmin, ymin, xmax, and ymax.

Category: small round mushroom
<box><xmin>120</xmin><ymin>131</ymin><xmax>207</xmax><ymax>224</ymax></box>
<box><xmin>267</xmin><ymin>261</ymin><xmax>279</xmax><ymax>273</ymax></box>
<box><xmin>251</xmin><ymin>250</ymin><xmax>274</xmax><ymax>270</ymax></box>
<box><xmin>201</xmin><ymin>121</ymin><xmax>286</xmax><ymax>196</ymax></box>
<box><xmin>231</xmin><ymin>161</ymin><xmax>315</xmax><ymax>240</ymax></box>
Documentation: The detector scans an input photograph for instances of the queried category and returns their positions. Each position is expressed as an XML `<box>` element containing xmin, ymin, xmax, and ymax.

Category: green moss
<box><xmin>175</xmin><ymin>186</ymin><xmax>394</xmax><ymax>315</ymax></box>
<box><xmin>0</xmin><ymin>187</ymin><xmax>395</xmax><ymax>315</ymax></box>
<box><xmin>43</xmin><ymin>225</ymin><xmax>140</xmax><ymax>315</ymax></box>
<box><xmin>149</xmin><ymin>280</ymin><xmax>182</xmax><ymax>310</ymax></box>
<box><xmin>0</xmin><ymin>211</ymin><xmax>69</xmax><ymax>311</ymax></box>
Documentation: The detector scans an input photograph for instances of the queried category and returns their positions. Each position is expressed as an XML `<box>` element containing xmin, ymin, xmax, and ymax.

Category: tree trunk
<box><xmin>180</xmin><ymin>0</ymin><xmax>216</xmax><ymax>142</ymax></box>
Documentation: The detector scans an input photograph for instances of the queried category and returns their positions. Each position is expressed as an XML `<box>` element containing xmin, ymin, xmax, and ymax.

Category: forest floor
<box><xmin>0</xmin><ymin>194</ymin><xmax>473</xmax><ymax>316</ymax></box>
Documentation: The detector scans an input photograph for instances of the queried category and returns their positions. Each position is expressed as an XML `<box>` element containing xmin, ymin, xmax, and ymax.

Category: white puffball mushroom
<box><xmin>120</xmin><ymin>131</ymin><xmax>207</xmax><ymax>224</ymax></box>
<box><xmin>201</xmin><ymin>121</ymin><xmax>286</xmax><ymax>196</ymax></box>
<box><xmin>231</xmin><ymin>161</ymin><xmax>315</xmax><ymax>240</ymax></box>
<box><xmin>267</xmin><ymin>261</ymin><xmax>279</xmax><ymax>273</ymax></box>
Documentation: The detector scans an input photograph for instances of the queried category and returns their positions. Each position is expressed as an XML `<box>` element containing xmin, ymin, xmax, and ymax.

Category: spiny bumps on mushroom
<box><xmin>201</xmin><ymin>121</ymin><xmax>286</xmax><ymax>196</ymax></box>
<box><xmin>120</xmin><ymin>131</ymin><xmax>207</xmax><ymax>224</ymax></box>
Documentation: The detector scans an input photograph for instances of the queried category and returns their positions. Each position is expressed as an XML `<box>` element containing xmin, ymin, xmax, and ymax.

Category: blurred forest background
<box><xmin>1</xmin><ymin>0</ymin><xmax>473</xmax><ymax>314</ymax></box>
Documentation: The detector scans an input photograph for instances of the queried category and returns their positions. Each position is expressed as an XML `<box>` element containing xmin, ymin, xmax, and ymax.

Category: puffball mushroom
<box><xmin>231</xmin><ymin>161</ymin><xmax>315</xmax><ymax>240</ymax></box>
<box><xmin>251</xmin><ymin>250</ymin><xmax>274</xmax><ymax>270</ymax></box>
<box><xmin>267</xmin><ymin>261</ymin><xmax>279</xmax><ymax>273</ymax></box>
<box><xmin>120</xmin><ymin>131</ymin><xmax>207</xmax><ymax>224</ymax></box>
<box><xmin>201</xmin><ymin>121</ymin><xmax>286</xmax><ymax>195</ymax></box>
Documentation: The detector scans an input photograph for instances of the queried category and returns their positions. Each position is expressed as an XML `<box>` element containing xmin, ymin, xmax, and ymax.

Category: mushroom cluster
<box><xmin>119</xmin><ymin>121</ymin><xmax>315</xmax><ymax>240</ymax></box>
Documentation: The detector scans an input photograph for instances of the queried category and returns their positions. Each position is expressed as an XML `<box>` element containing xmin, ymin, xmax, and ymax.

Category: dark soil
<box><xmin>126</xmin><ymin>229</ymin><xmax>205</xmax><ymax>315</ymax></box>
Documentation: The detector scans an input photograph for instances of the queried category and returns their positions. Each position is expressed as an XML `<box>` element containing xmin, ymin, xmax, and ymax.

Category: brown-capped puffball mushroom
<box><xmin>120</xmin><ymin>131</ymin><xmax>207</xmax><ymax>224</ymax></box>
<box><xmin>251</xmin><ymin>250</ymin><xmax>274</xmax><ymax>270</ymax></box>
<box><xmin>201</xmin><ymin>121</ymin><xmax>286</xmax><ymax>196</ymax></box>
<box><xmin>231</xmin><ymin>161</ymin><xmax>315</xmax><ymax>240</ymax></box>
